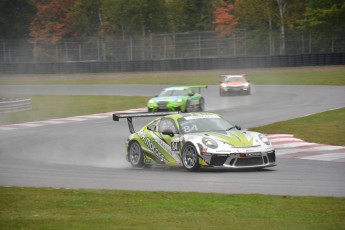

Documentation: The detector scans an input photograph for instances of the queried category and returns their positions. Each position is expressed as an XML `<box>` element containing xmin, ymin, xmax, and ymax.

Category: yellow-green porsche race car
<box><xmin>147</xmin><ymin>85</ymin><xmax>207</xmax><ymax>112</ymax></box>
<box><xmin>113</xmin><ymin>112</ymin><xmax>276</xmax><ymax>172</ymax></box>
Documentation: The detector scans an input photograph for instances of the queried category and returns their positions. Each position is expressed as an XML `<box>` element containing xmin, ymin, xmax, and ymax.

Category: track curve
<box><xmin>0</xmin><ymin>85</ymin><xmax>344</xmax><ymax>197</ymax></box>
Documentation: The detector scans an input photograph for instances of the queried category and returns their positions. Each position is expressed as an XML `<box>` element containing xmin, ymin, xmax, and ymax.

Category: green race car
<box><xmin>113</xmin><ymin>112</ymin><xmax>276</xmax><ymax>172</ymax></box>
<box><xmin>147</xmin><ymin>85</ymin><xmax>207</xmax><ymax>112</ymax></box>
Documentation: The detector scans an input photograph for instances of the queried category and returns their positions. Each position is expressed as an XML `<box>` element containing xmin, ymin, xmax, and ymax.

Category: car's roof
<box><xmin>163</xmin><ymin>85</ymin><xmax>207</xmax><ymax>91</ymax></box>
<box><xmin>164</xmin><ymin>86</ymin><xmax>188</xmax><ymax>90</ymax></box>
<box><xmin>221</xmin><ymin>74</ymin><xmax>246</xmax><ymax>78</ymax></box>
<box><xmin>164</xmin><ymin>112</ymin><xmax>220</xmax><ymax>120</ymax></box>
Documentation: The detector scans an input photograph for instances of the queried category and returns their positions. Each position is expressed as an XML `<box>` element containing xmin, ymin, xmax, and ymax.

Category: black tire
<box><xmin>128</xmin><ymin>141</ymin><xmax>145</xmax><ymax>168</ymax></box>
<box><xmin>219</xmin><ymin>89</ymin><xmax>225</xmax><ymax>97</ymax></box>
<box><xmin>182</xmin><ymin>143</ymin><xmax>200</xmax><ymax>172</ymax></box>
<box><xmin>185</xmin><ymin>100</ymin><xmax>191</xmax><ymax>113</ymax></box>
<box><xmin>198</xmin><ymin>98</ymin><xmax>205</xmax><ymax>111</ymax></box>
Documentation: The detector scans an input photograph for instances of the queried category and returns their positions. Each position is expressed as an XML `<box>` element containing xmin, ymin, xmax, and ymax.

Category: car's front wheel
<box><xmin>182</xmin><ymin>143</ymin><xmax>200</xmax><ymax>172</ymax></box>
<box><xmin>219</xmin><ymin>89</ymin><xmax>225</xmax><ymax>97</ymax></box>
<box><xmin>128</xmin><ymin>141</ymin><xmax>145</xmax><ymax>168</ymax></box>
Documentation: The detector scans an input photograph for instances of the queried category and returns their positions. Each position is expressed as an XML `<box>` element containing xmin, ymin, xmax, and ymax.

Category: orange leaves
<box><xmin>29</xmin><ymin>0</ymin><xmax>75</xmax><ymax>44</ymax></box>
<box><xmin>213</xmin><ymin>0</ymin><xmax>239</xmax><ymax>36</ymax></box>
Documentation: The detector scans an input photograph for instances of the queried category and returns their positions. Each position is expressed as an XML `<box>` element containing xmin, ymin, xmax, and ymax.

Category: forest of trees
<box><xmin>0</xmin><ymin>0</ymin><xmax>344</xmax><ymax>63</ymax></box>
<box><xmin>1</xmin><ymin>0</ymin><xmax>344</xmax><ymax>41</ymax></box>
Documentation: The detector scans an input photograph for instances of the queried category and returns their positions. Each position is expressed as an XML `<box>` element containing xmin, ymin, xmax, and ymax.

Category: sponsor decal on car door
<box><xmin>151</xmin><ymin>132</ymin><xmax>181</xmax><ymax>165</ymax></box>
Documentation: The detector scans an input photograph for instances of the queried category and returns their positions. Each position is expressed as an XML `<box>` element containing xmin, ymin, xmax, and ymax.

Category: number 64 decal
<box><xmin>171</xmin><ymin>141</ymin><xmax>179</xmax><ymax>151</ymax></box>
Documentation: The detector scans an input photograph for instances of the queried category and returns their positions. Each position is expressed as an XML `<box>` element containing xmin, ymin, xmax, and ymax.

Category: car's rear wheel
<box><xmin>182</xmin><ymin>143</ymin><xmax>200</xmax><ymax>172</ymax></box>
<box><xmin>128</xmin><ymin>141</ymin><xmax>144</xmax><ymax>168</ymax></box>
<box><xmin>185</xmin><ymin>100</ymin><xmax>191</xmax><ymax>113</ymax></box>
<box><xmin>198</xmin><ymin>98</ymin><xmax>205</xmax><ymax>111</ymax></box>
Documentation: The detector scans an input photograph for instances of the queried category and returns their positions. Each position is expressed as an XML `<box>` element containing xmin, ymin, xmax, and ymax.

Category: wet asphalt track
<box><xmin>0</xmin><ymin>84</ymin><xmax>345</xmax><ymax>196</ymax></box>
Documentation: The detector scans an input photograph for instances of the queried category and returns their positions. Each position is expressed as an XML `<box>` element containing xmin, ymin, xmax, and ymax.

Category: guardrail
<box><xmin>0</xmin><ymin>98</ymin><xmax>32</xmax><ymax>113</ymax></box>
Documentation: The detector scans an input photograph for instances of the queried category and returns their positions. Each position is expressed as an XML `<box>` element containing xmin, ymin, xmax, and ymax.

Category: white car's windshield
<box><xmin>159</xmin><ymin>89</ymin><xmax>186</xmax><ymax>97</ymax></box>
<box><xmin>224</xmin><ymin>77</ymin><xmax>245</xmax><ymax>82</ymax></box>
<box><xmin>178</xmin><ymin>116</ymin><xmax>234</xmax><ymax>134</ymax></box>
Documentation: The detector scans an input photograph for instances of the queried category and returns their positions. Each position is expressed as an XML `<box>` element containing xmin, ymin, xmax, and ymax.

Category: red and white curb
<box><xmin>0</xmin><ymin>107</ymin><xmax>147</xmax><ymax>131</ymax></box>
<box><xmin>267</xmin><ymin>134</ymin><xmax>345</xmax><ymax>163</ymax></box>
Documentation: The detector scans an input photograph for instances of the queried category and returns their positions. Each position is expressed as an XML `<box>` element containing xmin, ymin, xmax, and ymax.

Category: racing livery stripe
<box><xmin>267</xmin><ymin>134</ymin><xmax>345</xmax><ymax>163</ymax></box>
<box><xmin>150</xmin><ymin>132</ymin><xmax>181</xmax><ymax>163</ymax></box>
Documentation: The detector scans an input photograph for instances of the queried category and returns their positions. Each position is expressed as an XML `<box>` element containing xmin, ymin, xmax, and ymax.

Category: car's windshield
<box><xmin>224</xmin><ymin>77</ymin><xmax>245</xmax><ymax>82</ymax></box>
<box><xmin>159</xmin><ymin>89</ymin><xmax>186</xmax><ymax>97</ymax></box>
<box><xmin>178</xmin><ymin>115</ymin><xmax>234</xmax><ymax>134</ymax></box>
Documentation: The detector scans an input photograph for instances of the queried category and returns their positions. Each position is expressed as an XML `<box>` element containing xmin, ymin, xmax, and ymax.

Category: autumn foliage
<box><xmin>213</xmin><ymin>0</ymin><xmax>238</xmax><ymax>36</ymax></box>
<box><xmin>29</xmin><ymin>0</ymin><xmax>76</xmax><ymax>44</ymax></box>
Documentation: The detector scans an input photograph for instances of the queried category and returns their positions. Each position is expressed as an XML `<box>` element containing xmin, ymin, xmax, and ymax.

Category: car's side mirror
<box><xmin>162</xmin><ymin>129</ymin><xmax>175</xmax><ymax>137</ymax></box>
<box><xmin>235</xmin><ymin>125</ymin><xmax>242</xmax><ymax>130</ymax></box>
<box><xmin>188</xmin><ymin>92</ymin><xmax>194</xmax><ymax>96</ymax></box>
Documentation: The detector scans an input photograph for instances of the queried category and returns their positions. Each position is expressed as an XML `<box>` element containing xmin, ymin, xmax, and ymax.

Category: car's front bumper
<box><xmin>220</xmin><ymin>86</ymin><xmax>250</xmax><ymax>94</ymax></box>
<box><xmin>148</xmin><ymin>101</ymin><xmax>185</xmax><ymax>112</ymax></box>
<box><xmin>200</xmin><ymin>150</ymin><xmax>276</xmax><ymax>169</ymax></box>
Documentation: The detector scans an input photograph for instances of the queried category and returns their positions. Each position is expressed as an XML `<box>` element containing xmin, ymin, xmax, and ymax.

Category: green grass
<box><xmin>0</xmin><ymin>95</ymin><xmax>150</xmax><ymax>125</ymax></box>
<box><xmin>247</xmin><ymin>71</ymin><xmax>345</xmax><ymax>85</ymax></box>
<box><xmin>1</xmin><ymin>187</ymin><xmax>344</xmax><ymax>230</ymax></box>
<box><xmin>250</xmin><ymin>107</ymin><xmax>345</xmax><ymax>146</ymax></box>
<box><xmin>1</xmin><ymin>68</ymin><xmax>344</xmax><ymax>85</ymax></box>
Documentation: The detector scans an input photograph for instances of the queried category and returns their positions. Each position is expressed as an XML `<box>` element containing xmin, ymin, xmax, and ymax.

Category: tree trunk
<box><xmin>276</xmin><ymin>0</ymin><xmax>286</xmax><ymax>55</ymax></box>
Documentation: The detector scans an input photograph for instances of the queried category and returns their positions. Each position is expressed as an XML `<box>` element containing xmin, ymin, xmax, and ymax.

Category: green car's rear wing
<box><xmin>186</xmin><ymin>85</ymin><xmax>207</xmax><ymax>89</ymax></box>
<box><xmin>186</xmin><ymin>85</ymin><xmax>207</xmax><ymax>94</ymax></box>
<box><xmin>113</xmin><ymin>111</ymin><xmax>179</xmax><ymax>134</ymax></box>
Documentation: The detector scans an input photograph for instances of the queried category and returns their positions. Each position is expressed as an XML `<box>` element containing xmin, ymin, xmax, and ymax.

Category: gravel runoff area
<box><xmin>0</xmin><ymin>65</ymin><xmax>344</xmax><ymax>82</ymax></box>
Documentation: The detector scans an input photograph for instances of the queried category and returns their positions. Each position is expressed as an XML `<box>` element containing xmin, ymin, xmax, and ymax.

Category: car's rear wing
<box><xmin>113</xmin><ymin>111</ymin><xmax>179</xmax><ymax>133</ymax></box>
<box><xmin>186</xmin><ymin>85</ymin><xmax>207</xmax><ymax>94</ymax></box>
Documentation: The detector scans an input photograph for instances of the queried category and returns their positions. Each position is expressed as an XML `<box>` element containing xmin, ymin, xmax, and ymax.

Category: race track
<box><xmin>0</xmin><ymin>84</ymin><xmax>345</xmax><ymax>197</ymax></box>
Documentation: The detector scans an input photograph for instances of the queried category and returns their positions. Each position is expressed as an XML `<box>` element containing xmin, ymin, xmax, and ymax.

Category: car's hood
<box><xmin>186</xmin><ymin>130</ymin><xmax>255</xmax><ymax>147</ymax></box>
<box><xmin>151</xmin><ymin>96</ymin><xmax>185</xmax><ymax>102</ymax></box>
<box><xmin>222</xmin><ymin>82</ymin><xmax>247</xmax><ymax>86</ymax></box>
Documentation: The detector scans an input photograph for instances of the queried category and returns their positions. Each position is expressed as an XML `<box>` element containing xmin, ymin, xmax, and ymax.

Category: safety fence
<box><xmin>0</xmin><ymin>53</ymin><xmax>344</xmax><ymax>74</ymax></box>
<box><xmin>1</xmin><ymin>29</ymin><xmax>344</xmax><ymax>64</ymax></box>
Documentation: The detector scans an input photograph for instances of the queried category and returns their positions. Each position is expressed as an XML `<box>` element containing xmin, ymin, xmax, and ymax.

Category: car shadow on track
<box><xmin>126</xmin><ymin>165</ymin><xmax>276</xmax><ymax>173</ymax></box>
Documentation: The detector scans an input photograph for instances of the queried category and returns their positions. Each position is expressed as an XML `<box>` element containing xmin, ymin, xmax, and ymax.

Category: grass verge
<box><xmin>1</xmin><ymin>187</ymin><xmax>344</xmax><ymax>230</ymax></box>
<box><xmin>0</xmin><ymin>95</ymin><xmax>150</xmax><ymax>125</ymax></box>
<box><xmin>250</xmin><ymin>107</ymin><xmax>345</xmax><ymax>146</ymax></box>
<box><xmin>1</xmin><ymin>68</ymin><xmax>344</xmax><ymax>85</ymax></box>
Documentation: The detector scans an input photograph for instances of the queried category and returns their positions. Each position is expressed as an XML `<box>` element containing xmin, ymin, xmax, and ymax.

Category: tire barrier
<box><xmin>0</xmin><ymin>98</ymin><xmax>32</xmax><ymax>113</ymax></box>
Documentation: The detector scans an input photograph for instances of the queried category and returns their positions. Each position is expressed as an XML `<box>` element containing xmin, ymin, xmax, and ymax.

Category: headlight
<box><xmin>221</xmin><ymin>83</ymin><xmax>227</xmax><ymax>88</ymax></box>
<box><xmin>202</xmin><ymin>137</ymin><xmax>218</xmax><ymax>149</ymax></box>
<box><xmin>259</xmin><ymin>134</ymin><xmax>270</xmax><ymax>145</ymax></box>
<box><xmin>244</xmin><ymin>83</ymin><xmax>249</xmax><ymax>87</ymax></box>
<box><xmin>148</xmin><ymin>99</ymin><xmax>154</xmax><ymax>103</ymax></box>
<box><xmin>176</xmin><ymin>98</ymin><xmax>183</xmax><ymax>103</ymax></box>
